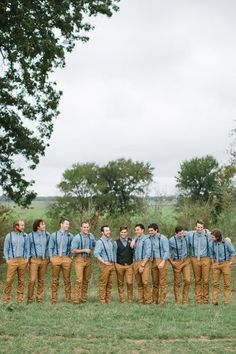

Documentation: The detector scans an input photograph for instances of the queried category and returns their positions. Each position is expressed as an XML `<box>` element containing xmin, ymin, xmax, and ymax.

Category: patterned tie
<box><xmin>41</xmin><ymin>233</ymin><xmax>45</xmax><ymax>259</ymax></box>
<box><xmin>59</xmin><ymin>233</ymin><xmax>64</xmax><ymax>256</ymax></box>
<box><xmin>16</xmin><ymin>233</ymin><xmax>20</xmax><ymax>257</ymax></box>
<box><xmin>197</xmin><ymin>236</ymin><xmax>201</xmax><ymax>261</ymax></box>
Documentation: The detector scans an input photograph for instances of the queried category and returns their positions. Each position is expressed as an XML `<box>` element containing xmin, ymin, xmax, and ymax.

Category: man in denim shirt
<box><xmin>3</xmin><ymin>219</ymin><xmax>29</xmax><ymax>304</ymax></box>
<box><xmin>27</xmin><ymin>219</ymin><xmax>50</xmax><ymax>304</ymax></box>
<box><xmin>94</xmin><ymin>225</ymin><xmax>115</xmax><ymax>304</ymax></box>
<box><xmin>113</xmin><ymin>226</ymin><xmax>134</xmax><ymax>303</ymax></box>
<box><xmin>49</xmin><ymin>218</ymin><xmax>73</xmax><ymax>304</ymax></box>
<box><xmin>169</xmin><ymin>226</ymin><xmax>191</xmax><ymax>304</ymax></box>
<box><xmin>148</xmin><ymin>223</ymin><xmax>169</xmax><ymax>305</ymax></box>
<box><xmin>210</xmin><ymin>229</ymin><xmax>235</xmax><ymax>305</ymax></box>
<box><xmin>71</xmin><ymin>221</ymin><xmax>96</xmax><ymax>304</ymax></box>
<box><xmin>186</xmin><ymin>220</ymin><xmax>211</xmax><ymax>304</ymax></box>
<box><xmin>132</xmin><ymin>224</ymin><xmax>152</xmax><ymax>304</ymax></box>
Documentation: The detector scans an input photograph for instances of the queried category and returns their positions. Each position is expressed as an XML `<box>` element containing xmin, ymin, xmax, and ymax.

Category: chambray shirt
<box><xmin>150</xmin><ymin>234</ymin><xmax>169</xmax><ymax>260</ymax></box>
<box><xmin>49</xmin><ymin>230</ymin><xmax>73</xmax><ymax>257</ymax></box>
<box><xmin>3</xmin><ymin>232</ymin><xmax>29</xmax><ymax>260</ymax></box>
<box><xmin>169</xmin><ymin>235</ymin><xmax>189</xmax><ymax>260</ymax></box>
<box><xmin>113</xmin><ymin>237</ymin><xmax>132</xmax><ymax>263</ymax></box>
<box><xmin>94</xmin><ymin>235</ymin><xmax>115</xmax><ymax>262</ymax></box>
<box><xmin>28</xmin><ymin>231</ymin><xmax>50</xmax><ymax>258</ymax></box>
<box><xmin>133</xmin><ymin>235</ymin><xmax>151</xmax><ymax>261</ymax></box>
<box><xmin>186</xmin><ymin>230</ymin><xmax>211</xmax><ymax>257</ymax></box>
<box><xmin>210</xmin><ymin>241</ymin><xmax>236</xmax><ymax>261</ymax></box>
<box><xmin>71</xmin><ymin>233</ymin><xmax>96</xmax><ymax>257</ymax></box>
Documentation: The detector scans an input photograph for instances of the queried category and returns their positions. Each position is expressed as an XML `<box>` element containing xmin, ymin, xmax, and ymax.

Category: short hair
<box><xmin>135</xmin><ymin>223</ymin><xmax>145</xmax><ymax>230</ymax></box>
<box><xmin>196</xmin><ymin>219</ymin><xmax>204</xmax><ymax>226</ymax></box>
<box><xmin>13</xmin><ymin>219</ymin><xmax>24</xmax><ymax>229</ymax></box>
<box><xmin>81</xmin><ymin>221</ymin><xmax>89</xmax><ymax>227</ymax></box>
<box><xmin>101</xmin><ymin>224</ymin><xmax>109</xmax><ymax>232</ymax></box>
<box><xmin>148</xmin><ymin>223</ymin><xmax>159</xmax><ymax>231</ymax></box>
<box><xmin>211</xmin><ymin>229</ymin><xmax>222</xmax><ymax>242</ymax></box>
<box><xmin>120</xmin><ymin>226</ymin><xmax>128</xmax><ymax>232</ymax></box>
<box><xmin>33</xmin><ymin>219</ymin><xmax>44</xmax><ymax>232</ymax></box>
<box><xmin>60</xmin><ymin>218</ymin><xmax>70</xmax><ymax>225</ymax></box>
<box><xmin>175</xmin><ymin>226</ymin><xmax>184</xmax><ymax>234</ymax></box>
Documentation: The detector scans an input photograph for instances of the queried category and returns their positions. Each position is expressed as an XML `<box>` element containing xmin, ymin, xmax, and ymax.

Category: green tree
<box><xmin>176</xmin><ymin>155</ymin><xmax>236</xmax><ymax>218</ymax></box>
<box><xmin>176</xmin><ymin>155</ymin><xmax>220</xmax><ymax>202</ymax></box>
<box><xmin>48</xmin><ymin>158</ymin><xmax>154</xmax><ymax>219</ymax></box>
<box><xmin>0</xmin><ymin>0</ymin><xmax>119</xmax><ymax>206</ymax></box>
<box><xmin>98</xmin><ymin>158</ymin><xmax>154</xmax><ymax>213</ymax></box>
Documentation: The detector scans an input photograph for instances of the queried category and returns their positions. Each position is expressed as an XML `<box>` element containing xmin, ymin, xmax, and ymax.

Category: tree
<box><xmin>0</xmin><ymin>0</ymin><xmax>119</xmax><ymax>206</ymax></box>
<box><xmin>48</xmin><ymin>159</ymin><xmax>154</xmax><ymax>218</ymax></box>
<box><xmin>176</xmin><ymin>155</ymin><xmax>220</xmax><ymax>202</ymax></box>
<box><xmin>176</xmin><ymin>155</ymin><xmax>236</xmax><ymax>218</ymax></box>
<box><xmin>99</xmin><ymin>158</ymin><xmax>154</xmax><ymax>213</ymax></box>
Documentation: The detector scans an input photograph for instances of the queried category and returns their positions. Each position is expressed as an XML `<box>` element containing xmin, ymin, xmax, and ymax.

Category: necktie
<box><xmin>150</xmin><ymin>238</ymin><xmax>154</xmax><ymax>260</ymax></box>
<box><xmin>41</xmin><ymin>233</ymin><xmax>45</xmax><ymax>259</ymax></box>
<box><xmin>59</xmin><ymin>233</ymin><xmax>64</xmax><ymax>256</ymax></box>
<box><xmin>16</xmin><ymin>234</ymin><xmax>20</xmax><ymax>257</ymax></box>
<box><xmin>108</xmin><ymin>240</ymin><xmax>113</xmax><ymax>261</ymax></box>
<box><xmin>181</xmin><ymin>239</ymin><xmax>183</xmax><ymax>259</ymax></box>
<box><xmin>197</xmin><ymin>236</ymin><xmax>201</xmax><ymax>261</ymax></box>
<box><xmin>216</xmin><ymin>243</ymin><xmax>219</xmax><ymax>263</ymax></box>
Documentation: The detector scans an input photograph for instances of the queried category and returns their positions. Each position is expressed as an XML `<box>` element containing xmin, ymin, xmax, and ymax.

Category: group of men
<box><xmin>2</xmin><ymin>218</ymin><xmax>235</xmax><ymax>306</ymax></box>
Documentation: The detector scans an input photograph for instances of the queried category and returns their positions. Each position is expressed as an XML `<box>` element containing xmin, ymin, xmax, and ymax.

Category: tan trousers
<box><xmin>27</xmin><ymin>258</ymin><xmax>49</xmax><ymax>303</ymax></box>
<box><xmin>191</xmin><ymin>256</ymin><xmax>211</xmax><ymax>304</ymax></box>
<box><xmin>74</xmin><ymin>257</ymin><xmax>92</xmax><ymax>304</ymax></box>
<box><xmin>51</xmin><ymin>256</ymin><xmax>72</xmax><ymax>303</ymax></box>
<box><xmin>98</xmin><ymin>261</ymin><xmax>115</xmax><ymax>304</ymax></box>
<box><xmin>133</xmin><ymin>260</ymin><xmax>152</xmax><ymax>304</ymax></box>
<box><xmin>3</xmin><ymin>258</ymin><xmax>28</xmax><ymax>304</ymax></box>
<box><xmin>151</xmin><ymin>258</ymin><xmax>168</xmax><ymax>304</ymax></box>
<box><xmin>172</xmin><ymin>257</ymin><xmax>191</xmax><ymax>304</ymax></box>
<box><xmin>115</xmin><ymin>263</ymin><xmax>133</xmax><ymax>303</ymax></box>
<box><xmin>212</xmin><ymin>261</ymin><xmax>231</xmax><ymax>304</ymax></box>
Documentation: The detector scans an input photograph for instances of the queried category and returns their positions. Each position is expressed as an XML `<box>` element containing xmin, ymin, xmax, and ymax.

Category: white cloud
<box><xmin>26</xmin><ymin>0</ymin><xmax>236</xmax><ymax>196</ymax></box>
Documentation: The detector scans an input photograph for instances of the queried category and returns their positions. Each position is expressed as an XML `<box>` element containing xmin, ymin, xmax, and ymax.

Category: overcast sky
<box><xmin>27</xmin><ymin>0</ymin><xmax>236</xmax><ymax>196</ymax></box>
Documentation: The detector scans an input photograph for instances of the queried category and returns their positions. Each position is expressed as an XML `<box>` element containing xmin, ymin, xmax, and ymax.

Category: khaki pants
<box><xmin>191</xmin><ymin>256</ymin><xmax>211</xmax><ymax>304</ymax></box>
<box><xmin>98</xmin><ymin>261</ymin><xmax>115</xmax><ymax>304</ymax></box>
<box><xmin>151</xmin><ymin>258</ymin><xmax>168</xmax><ymax>304</ymax></box>
<box><xmin>212</xmin><ymin>261</ymin><xmax>231</xmax><ymax>304</ymax></box>
<box><xmin>3</xmin><ymin>258</ymin><xmax>28</xmax><ymax>304</ymax></box>
<box><xmin>27</xmin><ymin>258</ymin><xmax>49</xmax><ymax>303</ymax></box>
<box><xmin>51</xmin><ymin>256</ymin><xmax>72</xmax><ymax>303</ymax></box>
<box><xmin>74</xmin><ymin>256</ymin><xmax>92</xmax><ymax>304</ymax></box>
<box><xmin>133</xmin><ymin>260</ymin><xmax>151</xmax><ymax>304</ymax></box>
<box><xmin>172</xmin><ymin>257</ymin><xmax>191</xmax><ymax>304</ymax></box>
<box><xmin>115</xmin><ymin>263</ymin><xmax>133</xmax><ymax>303</ymax></box>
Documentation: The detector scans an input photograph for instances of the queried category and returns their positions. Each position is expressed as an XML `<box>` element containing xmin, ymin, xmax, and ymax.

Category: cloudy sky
<box><xmin>28</xmin><ymin>0</ymin><xmax>236</xmax><ymax>196</ymax></box>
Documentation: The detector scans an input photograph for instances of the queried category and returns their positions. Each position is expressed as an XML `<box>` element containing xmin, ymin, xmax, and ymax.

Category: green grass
<box><xmin>0</xmin><ymin>263</ymin><xmax>236</xmax><ymax>353</ymax></box>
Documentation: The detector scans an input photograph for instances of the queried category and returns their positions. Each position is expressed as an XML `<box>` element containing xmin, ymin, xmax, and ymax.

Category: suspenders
<box><xmin>213</xmin><ymin>242</ymin><xmax>227</xmax><ymax>261</ymax></box>
<box><xmin>55</xmin><ymin>232</ymin><xmax>59</xmax><ymax>255</ymax></box>
<box><xmin>100</xmin><ymin>239</ymin><xmax>110</xmax><ymax>261</ymax></box>
<box><xmin>174</xmin><ymin>236</ymin><xmax>189</xmax><ymax>259</ymax></box>
<box><xmin>158</xmin><ymin>237</ymin><xmax>162</xmax><ymax>258</ymax></box>
<box><xmin>9</xmin><ymin>232</ymin><xmax>26</xmax><ymax>258</ymax></box>
<box><xmin>32</xmin><ymin>232</ymin><xmax>38</xmax><ymax>258</ymax></box>
<box><xmin>141</xmin><ymin>240</ymin><xmax>144</xmax><ymax>260</ymax></box>
<box><xmin>79</xmin><ymin>233</ymin><xmax>92</xmax><ymax>256</ymax></box>
<box><xmin>174</xmin><ymin>236</ymin><xmax>179</xmax><ymax>259</ymax></box>
<box><xmin>10</xmin><ymin>232</ymin><xmax>14</xmax><ymax>258</ymax></box>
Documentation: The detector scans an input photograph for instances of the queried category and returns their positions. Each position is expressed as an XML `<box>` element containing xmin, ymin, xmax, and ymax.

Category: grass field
<box><xmin>0</xmin><ymin>262</ymin><xmax>236</xmax><ymax>353</ymax></box>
